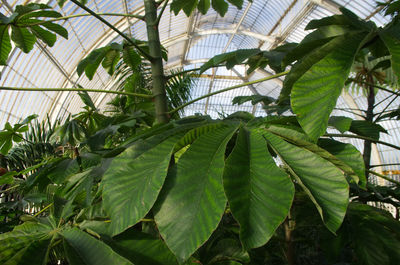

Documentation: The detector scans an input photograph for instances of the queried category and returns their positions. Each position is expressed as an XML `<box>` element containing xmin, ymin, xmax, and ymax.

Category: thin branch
<box><xmin>374</xmin><ymin>93</ymin><xmax>394</xmax><ymax>108</ymax></box>
<box><xmin>70</xmin><ymin>0</ymin><xmax>152</xmax><ymax>61</ymax></box>
<box><xmin>166</xmin><ymin>67</ymin><xmax>201</xmax><ymax>80</ymax></box>
<box><xmin>33</xmin><ymin>203</ymin><xmax>54</xmax><ymax>217</ymax></box>
<box><xmin>324</xmin><ymin>133</ymin><xmax>400</xmax><ymax>151</ymax></box>
<box><xmin>368</xmin><ymin>170</ymin><xmax>400</xmax><ymax>186</ymax></box>
<box><xmin>370</xmin><ymin>163</ymin><xmax>400</xmax><ymax>168</ymax></box>
<box><xmin>333</xmin><ymin>108</ymin><xmax>366</xmax><ymax>119</ymax></box>
<box><xmin>19</xmin><ymin>13</ymin><xmax>145</xmax><ymax>27</ymax></box>
<box><xmin>375</xmin><ymin>94</ymin><xmax>398</xmax><ymax>121</ymax></box>
<box><xmin>169</xmin><ymin>71</ymin><xmax>289</xmax><ymax>114</ymax></box>
<box><xmin>156</xmin><ymin>0</ymin><xmax>169</xmax><ymax>26</ymax></box>
<box><xmin>1</xmin><ymin>86</ymin><xmax>153</xmax><ymax>99</ymax></box>
<box><xmin>0</xmin><ymin>184</ymin><xmax>20</xmax><ymax>193</ymax></box>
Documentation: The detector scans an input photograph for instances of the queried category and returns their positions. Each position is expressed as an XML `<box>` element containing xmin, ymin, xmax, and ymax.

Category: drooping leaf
<box><xmin>85</xmin><ymin>47</ymin><xmax>110</xmax><ymax>80</ymax></box>
<box><xmin>123</xmin><ymin>46</ymin><xmax>141</xmax><ymax>69</ymax></box>
<box><xmin>30</xmin><ymin>25</ymin><xmax>56</xmax><ymax>47</ymax></box>
<box><xmin>263</xmin><ymin>131</ymin><xmax>349</xmax><ymax>233</ymax></box>
<box><xmin>11</xmin><ymin>25</ymin><xmax>36</xmax><ymax>53</ymax></box>
<box><xmin>212</xmin><ymin>0</ymin><xmax>229</xmax><ymax>16</ymax></box>
<box><xmin>200</xmin><ymin>49</ymin><xmax>260</xmax><ymax>74</ymax></box>
<box><xmin>102</xmin><ymin>49</ymin><xmax>120</xmax><ymax>75</ymax></box>
<box><xmin>41</xmin><ymin>21</ymin><xmax>68</xmax><ymax>39</ymax></box>
<box><xmin>0</xmin><ymin>131</ymin><xmax>13</xmax><ymax>155</ymax></box>
<box><xmin>318</xmin><ymin>138</ymin><xmax>366</xmax><ymax>187</ymax></box>
<box><xmin>349</xmin><ymin>120</ymin><xmax>387</xmax><ymax>140</ymax></box>
<box><xmin>232</xmin><ymin>95</ymin><xmax>275</xmax><ymax>106</ymax></box>
<box><xmin>380</xmin><ymin>26</ymin><xmax>400</xmax><ymax>82</ymax></box>
<box><xmin>198</xmin><ymin>0</ymin><xmax>211</xmax><ymax>14</ymax></box>
<box><xmin>62</xmin><ymin>228</ymin><xmax>133</xmax><ymax>265</ymax></box>
<box><xmin>265</xmin><ymin>125</ymin><xmax>363</xmax><ymax>185</ymax></box>
<box><xmin>154</xmin><ymin>124</ymin><xmax>239</xmax><ymax>262</ymax></box>
<box><xmin>223</xmin><ymin>128</ymin><xmax>294</xmax><ymax>249</ymax></box>
<box><xmin>0</xmin><ymin>25</ymin><xmax>11</xmax><ymax>65</ymax></box>
<box><xmin>102</xmin><ymin>132</ymin><xmax>185</xmax><ymax>235</ymax></box>
<box><xmin>291</xmin><ymin>33</ymin><xmax>366</xmax><ymax>140</ymax></box>
<box><xmin>171</xmin><ymin>0</ymin><xmax>246</xmax><ymax>16</ymax></box>
<box><xmin>78</xmin><ymin>91</ymin><xmax>97</xmax><ymax>110</ymax></box>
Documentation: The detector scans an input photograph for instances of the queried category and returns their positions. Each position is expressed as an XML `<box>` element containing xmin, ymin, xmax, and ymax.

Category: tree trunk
<box><xmin>363</xmin><ymin>84</ymin><xmax>375</xmax><ymax>180</ymax></box>
<box><xmin>284</xmin><ymin>217</ymin><xmax>295</xmax><ymax>265</ymax></box>
<box><xmin>144</xmin><ymin>0</ymin><xmax>170</xmax><ymax>123</ymax></box>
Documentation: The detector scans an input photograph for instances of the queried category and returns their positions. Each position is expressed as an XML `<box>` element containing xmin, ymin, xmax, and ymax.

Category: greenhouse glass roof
<box><xmin>0</xmin><ymin>0</ymin><xmax>399</xmax><ymax>182</ymax></box>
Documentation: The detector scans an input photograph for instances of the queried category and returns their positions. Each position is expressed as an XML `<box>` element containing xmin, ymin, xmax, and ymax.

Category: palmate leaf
<box><xmin>0</xmin><ymin>4</ymin><xmax>67</xmax><ymax>61</ymax></box>
<box><xmin>102</xmin><ymin>131</ymin><xmax>186</xmax><ymax>235</ymax></box>
<box><xmin>223</xmin><ymin>128</ymin><xmax>294</xmax><ymax>249</ymax></box>
<box><xmin>291</xmin><ymin>32</ymin><xmax>367</xmax><ymax>140</ymax></box>
<box><xmin>154</xmin><ymin>124</ymin><xmax>239</xmax><ymax>262</ymax></box>
<box><xmin>263</xmin><ymin>131</ymin><xmax>349</xmax><ymax>233</ymax></box>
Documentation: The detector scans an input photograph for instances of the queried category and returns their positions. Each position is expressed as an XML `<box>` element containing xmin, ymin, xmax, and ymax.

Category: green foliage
<box><xmin>1</xmin><ymin>2</ymin><xmax>400</xmax><ymax>265</ymax></box>
<box><xmin>0</xmin><ymin>114</ymin><xmax>38</xmax><ymax>155</ymax></box>
<box><xmin>223</xmin><ymin>128</ymin><xmax>294</xmax><ymax>249</ymax></box>
<box><xmin>0</xmin><ymin>4</ymin><xmax>68</xmax><ymax>65</ymax></box>
<box><xmin>170</xmin><ymin>0</ymin><xmax>250</xmax><ymax>17</ymax></box>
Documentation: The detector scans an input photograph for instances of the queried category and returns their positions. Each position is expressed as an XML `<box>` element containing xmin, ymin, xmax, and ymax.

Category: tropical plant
<box><xmin>0</xmin><ymin>0</ymin><xmax>400</xmax><ymax>265</ymax></box>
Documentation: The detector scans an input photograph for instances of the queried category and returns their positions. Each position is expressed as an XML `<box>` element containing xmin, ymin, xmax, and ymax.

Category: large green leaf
<box><xmin>291</xmin><ymin>33</ymin><xmax>366</xmax><ymax>140</ymax></box>
<box><xmin>0</xmin><ymin>25</ymin><xmax>11</xmax><ymax>65</ymax></box>
<box><xmin>30</xmin><ymin>25</ymin><xmax>56</xmax><ymax>47</ymax></box>
<box><xmin>318</xmin><ymin>138</ymin><xmax>366</xmax><ymax>187</ymax></box>
<box><xmin>102</xmin><ymin>49</ymin><xmax>120</xmax><ymax>75</ymax></box>
<box><xmin>328</xmin><ymin>116</ymin><xmax>353</xmax><ymax>133</ymax></box>
<box><xmin>223</xmin><ymin>128</ymin><xmax>294</xmax><ymax>249</ymax></box>
<box><xmin>200</xmin><ymin>49</ymin><xmax>261</xmax><ymax>73</ymax></box>
<box><xmin>263</xmin><ymin>131</ymin><xmax>349</xmax><ymax>233</ymax></box>
<box><xmin>265</xmin><ymin>125</ymin><xmax>363</xmax><ymax>185</ymax></box>
<box><xmin>41</xmin><ymin>21</ymin><xmax>68</xmax><ymax>39</ymax></box>
<box><xmin>62</xmin><ymin>228</ymin><xmax>133</xmax><ymax>265</ymax></box>
<box><xmin>349</xmin><ymin>120</ymin><xmax>387</xmax><ymax>140</ymax></box>
<box><xmin>344</xmin><ymin>203</ymin><xmax>400</xmax><ymax>265</ymax></box>
<box><xmin>11</xmin><ymin>25</ymin><xmax>36</xmax><ymax>53</ymax></box>
<box><xmin>108</xmin><ymin>230</ymin><xmax>179</xmax><ymax>265</ymax></box>
<box><xmin>102</xmin><ymin>132</ymin><xmax>185</xmax><ymax>235</ymax></box>
<box><xmin>0</xmin><ymin>221</ymin><xmax>53</xmax><ymax>264</ymax></box>
<box><xmin>154</xmin><ymin>124</ymin><xmax>239</xmax><ymax>262</ymax></box>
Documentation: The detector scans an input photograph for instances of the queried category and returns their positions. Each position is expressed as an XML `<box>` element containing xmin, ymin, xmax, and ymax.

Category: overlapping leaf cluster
<box><xmin>0</xmin><ymin>4</ymin><xmax>68</xmax><ymax>65</ymax></box>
